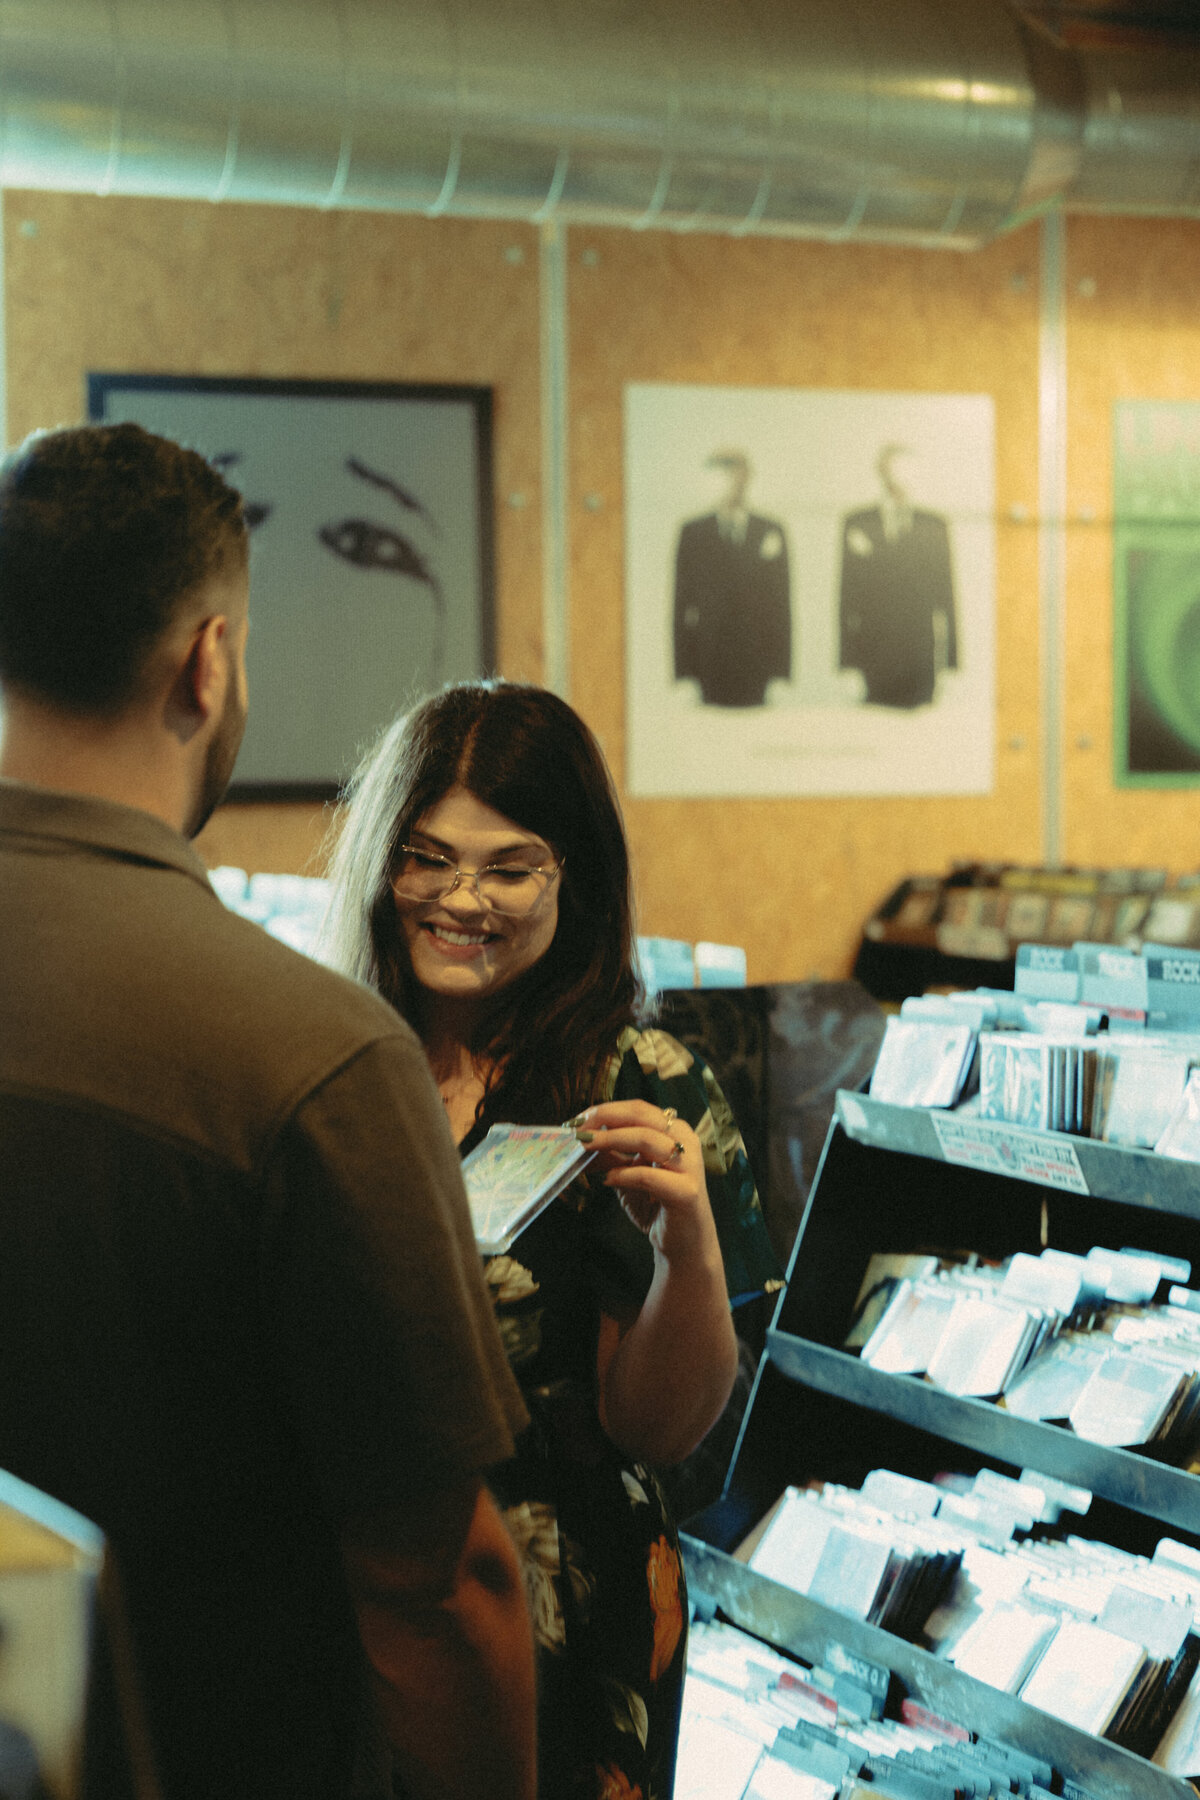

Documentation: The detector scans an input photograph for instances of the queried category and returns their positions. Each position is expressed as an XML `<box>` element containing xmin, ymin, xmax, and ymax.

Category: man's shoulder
<box><xmin>0</xmin><ymin>802</ymin><xmax>425</xmax><ymax>1173</ymax></box>
<box><xmin>196</xmin><ymin>897</ymin><xmax>414</xmax><ymax>1062</ymax></box>
<box><xmin>126</xmin><ymin>898</ymin><xmax>427</xmax><ymax>1172</ymax></box>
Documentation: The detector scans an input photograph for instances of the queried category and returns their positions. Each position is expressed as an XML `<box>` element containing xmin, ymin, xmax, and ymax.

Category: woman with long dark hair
<box><xmin>323</xmin><ymin>681</ymin><xmax>779</xmax><ymax>1799</ymax></box>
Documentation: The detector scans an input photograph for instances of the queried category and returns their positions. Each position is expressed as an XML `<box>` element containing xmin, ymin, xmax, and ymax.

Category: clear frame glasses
<box><xmin>392</xmin><ymin>845</ymin><xmax>563</xmax><ymax>916</ymax></box>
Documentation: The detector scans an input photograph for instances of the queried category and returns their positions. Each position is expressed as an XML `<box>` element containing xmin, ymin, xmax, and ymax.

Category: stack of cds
<box><xmin>975</xmin><ymin>1029</ymin><xmax>1200</xmax><ymax>1147</ymax></box>
<box><xmin>746</xmin><ymin>1478</ymin><xmax>964</xmax><ymax>1642</ymax></box>
<box><xmin>868</xmin><ymin>1015</ymin><xmax>979</xmax><ymax>1110</ymax></box>
<box><xmin>1157</xmin><ymin>1071</ymin><xmax>1200</xmax><ymax>1161</ymax></box>
<box><xmin>977</xmin><ymin>1032</ymin><xmax>1098</xmax><ymax>1135</ymax></box>
<box><xmin>737</xmin><ymin>1462</ymin><xmax>1200</xmax><ymax>1772</ymax></box>
<box><xmin>846</xmin><ymin>1244</ymin><xmax>1200</xmax><ymax>1461</ymax></box>
<box><xmin>859</xmin><ymin>938</ymin><xmax>1200</xmax><ymax>1162</ymax></box>
<box><xmin>681</xmin><ymin>1617</ymin><xmax>1072</xmax><ymax>1800</ymax></box>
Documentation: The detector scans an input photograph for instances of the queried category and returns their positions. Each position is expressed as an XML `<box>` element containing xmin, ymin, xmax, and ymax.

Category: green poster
<box><xmin>1114</xmin><ymin>400</ymin><xmax>1200</xmax><ymax>784</ymax></box>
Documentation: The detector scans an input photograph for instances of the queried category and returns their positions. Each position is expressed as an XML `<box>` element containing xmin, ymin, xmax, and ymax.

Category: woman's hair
<box><xmin>322</xmin><ymin>681</ymin><xmax>644</xmax><ymax>1122</ymax></box>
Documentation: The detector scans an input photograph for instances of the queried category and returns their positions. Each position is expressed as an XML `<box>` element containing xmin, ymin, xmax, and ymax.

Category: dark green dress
<box><xmin>470</xmin><ymin>1027</ymin><xmax>781</xmax><ymax>1800</ymax></box>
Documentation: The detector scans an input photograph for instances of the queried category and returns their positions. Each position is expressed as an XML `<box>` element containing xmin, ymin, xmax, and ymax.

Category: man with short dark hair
<box><xmin>0</xmin><ymin>423</ymin><xmax>535</xmax><ymax>1800</ymax></box>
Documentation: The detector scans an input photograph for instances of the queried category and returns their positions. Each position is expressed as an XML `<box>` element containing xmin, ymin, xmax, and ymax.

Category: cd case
<box><xmin>460</xmin><ymin>1124</ymin><xmax>596</xmax><ymax>1253</ymax></box>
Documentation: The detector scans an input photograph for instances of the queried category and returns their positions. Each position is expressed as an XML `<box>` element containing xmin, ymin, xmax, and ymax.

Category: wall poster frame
<box><xmin>88</xmin><ymin>373</ymin><xmax>495</xmax><ymax>801</ymax></box>
<box><xmin>624</xmin><ymin>383</ymin><xmax>996</xmax><ymax>800</ymax></box>
<box><xmin>1113</xmin><ymin>399</ymin><xmax>1200</xmax><ymax>788</ymax></box>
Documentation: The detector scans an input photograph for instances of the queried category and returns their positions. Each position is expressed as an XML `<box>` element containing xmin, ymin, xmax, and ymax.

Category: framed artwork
<box><xmin>88</xmin><ymin>374</ymin><xmax>495</xmax><ymax>799</ymax></box>
<box><xmin>625</xmin><ymin>384</ymin><xmax>995</xmax><ymax>798</ymax></box>
<box><xmin>1114</xmin><ymin>400</ymin><xmax>1200</xmax><ymax>786</ymax></box>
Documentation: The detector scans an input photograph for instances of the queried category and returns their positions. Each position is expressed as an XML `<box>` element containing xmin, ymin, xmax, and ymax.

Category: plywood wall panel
<box><xmin>1063</xmin><ymin>215</ymin><xmax>1200</xmax><ymax>870</ymax></box>
<box><xmin>22</xmin><ymin>195</ymin><xmax>1195</xmax><ymax>979</ymax></box>
<box><xmin>3</xmin><ymin>193</ymin><xmax>544</xmax><ymax>877</ymax></box>
<box><xmin>566</xmin><ymin>225</ymin><xmax>1043</xmax><ymax>981</ymax></box>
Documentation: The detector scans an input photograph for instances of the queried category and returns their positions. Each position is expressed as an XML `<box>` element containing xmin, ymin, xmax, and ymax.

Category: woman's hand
<box><xmin>574</xmin><ymin>1099</ymin><xmax>713</xmax><ymax>1264</ymax></box>
<box><xmin>575</xmin><ymin>1099</ymin><xmax>738</xmax><ymax>1465</ymax></box>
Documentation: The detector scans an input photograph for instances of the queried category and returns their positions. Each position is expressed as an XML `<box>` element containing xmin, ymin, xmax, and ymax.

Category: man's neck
<box><xmin>0</xmin><ymin>697</ymin><xmax>191</xmax><ymax>834</ymax></box>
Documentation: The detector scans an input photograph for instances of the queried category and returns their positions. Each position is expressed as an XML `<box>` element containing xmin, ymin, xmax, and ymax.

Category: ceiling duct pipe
<box><xmin>0</xmin><ymin>0</ymin><xmax>1195</xmax><ymax>247</ymax></box>
<box><xmin>1071</xmin><ymin>44</ymin><xmax>1200</xmax><ymax>214</ymax></box>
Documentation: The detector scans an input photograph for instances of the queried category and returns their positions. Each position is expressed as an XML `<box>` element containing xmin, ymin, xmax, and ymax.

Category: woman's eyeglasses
<box><xmin>392</xmin><ymin>846</ymin><xmax>562</xmax><ymax>916</ymax></box>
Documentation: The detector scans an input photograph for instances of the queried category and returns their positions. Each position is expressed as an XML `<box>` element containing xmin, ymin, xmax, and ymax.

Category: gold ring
<box><xmin>661</xmin><ymin>1107</ymin><xmax>678</xmax><ymax>1126</ymax></box>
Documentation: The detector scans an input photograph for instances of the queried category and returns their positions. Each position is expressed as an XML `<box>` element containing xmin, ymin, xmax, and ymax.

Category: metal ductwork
<box><xmin>0</xmin><ymin>0</ymin><xmax>1197</xmax><ymax>247</ymax></box>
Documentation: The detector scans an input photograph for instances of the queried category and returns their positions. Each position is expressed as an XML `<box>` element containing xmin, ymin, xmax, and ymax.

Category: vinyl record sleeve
<box><xmin>1156</xmin><ymin>1070</ymin><xmax>1200</xmax><ymax>1162</ymax></box>
<box><xmin>861</xmin><ymin>1283</ymin><xmax>957</xmax><ymax>1377</ymax></box>
<box><xmin>1019</xmin><ymin>1620</ymin><xmax>1146</xmax><ymax>1735</ymax></box>
<box><xmin>747</xmin><ymin>1489</ymin><xmax>836</xmax><ymax>1594</ymax></box>
<box><xmin>1069</xmin><ymin>1352</ymin><xmax>1186</xmax><ymax>1448</ymax></box>
<box><xmin>948</xmin><ymin>1601</ymin><xmax>1059</xmax><ymax>1693</ymax></box>
<box><xmin>1002</xmin><ymin>1337</ymin><xmax>1107</xmax><ymax>1423</ymax></box>
<box><xmin>1100</xmin><ymin>1046</ymin><xmax>1194</xmax><ymax>1148</ymax></box>
<box><xmin>925</xmin><ymin>1296</ymin><xmax>1038</xmax><ymax>1398</ymax></box>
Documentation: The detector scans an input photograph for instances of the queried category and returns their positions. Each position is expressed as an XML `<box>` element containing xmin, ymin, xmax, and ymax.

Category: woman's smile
<box><xmin>422</xmin><ymin>919</ymin><xmax>500</xmax><ymax>954</ymax></box>
<box><xmin>395</xmin><ymin>786</ymin><xmax>561</xmax><ymax>1009</ymax></box>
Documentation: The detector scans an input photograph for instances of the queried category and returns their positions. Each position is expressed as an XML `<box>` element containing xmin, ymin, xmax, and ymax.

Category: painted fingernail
<box><xmin>575</xmin><ymin>1129</ymin><xmax>596</xmax><ymax>1144</ymax></box>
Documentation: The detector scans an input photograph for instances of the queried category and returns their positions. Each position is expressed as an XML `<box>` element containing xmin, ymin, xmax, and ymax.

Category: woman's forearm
<box><xmin>599</xmin><ymin>1242</ymin><xmax>737</xmax><ymax>1465</ymax></box>
<box><xmin>578</xmin><ymin>1098</ymin><xmax>739</xmax><ymax>1465</ymax></box>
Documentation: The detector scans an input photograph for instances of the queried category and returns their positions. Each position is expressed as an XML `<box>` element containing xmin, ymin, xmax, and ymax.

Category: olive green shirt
<box><xmin>0</xmin><ymin>780</ymin><xmax>526</xmax><ymax>1800</ymax></box>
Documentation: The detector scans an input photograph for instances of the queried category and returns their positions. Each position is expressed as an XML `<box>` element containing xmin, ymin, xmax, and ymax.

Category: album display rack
<box><xmin>681</xmin><ymin>1093</ymin><xmax>1200</xmax><ymax>1799</ymax></box>
<box><xmin>853</xmin><ymin>863</ymin><xmax>1196</xmax><ymax>1003</ymax></box>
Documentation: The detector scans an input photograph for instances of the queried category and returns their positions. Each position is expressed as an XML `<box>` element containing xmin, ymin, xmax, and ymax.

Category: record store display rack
<box><xmin>681</xmin><ymin>1094</ymin><xmax>1200</xmax><ymax>1799</ymax></box>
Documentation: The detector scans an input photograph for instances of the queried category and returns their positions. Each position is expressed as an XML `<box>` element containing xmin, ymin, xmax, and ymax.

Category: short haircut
<box><xmin>0</xmin><ymin>421</ymin><xmax>248</xmax><ymax>714</ymax></box>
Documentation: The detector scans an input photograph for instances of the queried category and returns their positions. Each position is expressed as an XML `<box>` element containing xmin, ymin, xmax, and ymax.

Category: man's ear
<box><xmin>167</xmin><ymin>615</ymin><xmax>228</xmax><ymax>741</ymax></box>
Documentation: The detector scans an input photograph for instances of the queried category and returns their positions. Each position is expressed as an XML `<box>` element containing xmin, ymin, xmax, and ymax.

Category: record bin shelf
<box><xmin>680</xmin><ymin>1096</ymin><xmax>1200</xmax><ymax>1800</ymax></box>
<box><xmin>765</xmin><ymin>1336</ymin><xmax>1200</xmax><ymax>1539</ymax></box>
<box><xmin>831</xmin><ymin>1091</ymin><xmax>1200</xmax><ymax>1222</ymax></box>
<box><xmin>684</xmin><ymin>1521</ymin><xmax>1184</xmax><ymax>1800</ymax></box>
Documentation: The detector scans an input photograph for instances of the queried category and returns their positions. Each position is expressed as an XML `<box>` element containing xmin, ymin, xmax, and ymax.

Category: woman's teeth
<box><xmin>429</xmin><ymin>924</ymin><xmax>490</xmax><ymax>946</ymax></box>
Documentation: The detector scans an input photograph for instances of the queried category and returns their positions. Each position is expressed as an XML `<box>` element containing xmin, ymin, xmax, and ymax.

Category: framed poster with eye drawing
<box><xmin>87</xmin><ymin>373</ymin><xmax>495</xmax><ymax>800</ymax></box>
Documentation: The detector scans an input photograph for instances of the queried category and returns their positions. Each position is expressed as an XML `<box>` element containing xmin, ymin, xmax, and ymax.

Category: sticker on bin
<box><xmin>930</xmin><ymin>1114</ymin><xmax>1089</xmax><ymax>1193</ymax></box>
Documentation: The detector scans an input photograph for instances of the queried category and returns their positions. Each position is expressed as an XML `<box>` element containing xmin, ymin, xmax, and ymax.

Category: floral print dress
<box><xmin>470</xmin><ymin>1028</ymin><xmax>781</xmax><ymax>1800</ymax></box>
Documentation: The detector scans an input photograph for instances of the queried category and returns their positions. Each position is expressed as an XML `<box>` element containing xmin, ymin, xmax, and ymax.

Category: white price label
<box><xmin>930</xmin><ymin>1115</ymin><xmax>1089</xmax><ymax>1193</ymax></box>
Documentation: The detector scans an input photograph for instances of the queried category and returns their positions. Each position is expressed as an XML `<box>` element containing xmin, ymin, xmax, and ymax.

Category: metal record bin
<box><xmin>681</xmin><ymin>1092</ymin><xmax>1200</xmax><ymax>1800</ymax></box>
<box><xmin>0</xmin><ymin>1471</ymin><xmax>104</xmax><ymax>1799</ymax></box>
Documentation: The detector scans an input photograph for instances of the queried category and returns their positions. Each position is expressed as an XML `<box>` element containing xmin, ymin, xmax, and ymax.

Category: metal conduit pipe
<box><xmin>1072</xmin><ymin>45</ymin><xmax>1200</xmax><ymax>215</ymax></box>
<box><xmin>0</xmin><ymin>0</ymin><xmax>1195</xmax><ymax>246</ymax></box>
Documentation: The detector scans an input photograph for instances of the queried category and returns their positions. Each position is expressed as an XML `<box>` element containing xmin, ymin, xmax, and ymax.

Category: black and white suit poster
<box><xmin>625</xmin><ymin>384</ymin><xmax>995</xmax><ymax>798</ymax></box>
<box><xmin>672</xmin><ymin>450</ymin><xmax>792</xmax><ymax>708</ymax></box>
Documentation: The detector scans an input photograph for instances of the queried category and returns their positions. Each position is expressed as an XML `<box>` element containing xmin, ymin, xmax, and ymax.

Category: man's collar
<box><xmin>0</xmin><ymin>778</ymin><xmax>215</xmax><ymax>891</ymax></box>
